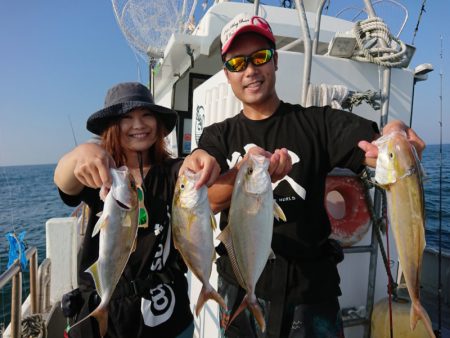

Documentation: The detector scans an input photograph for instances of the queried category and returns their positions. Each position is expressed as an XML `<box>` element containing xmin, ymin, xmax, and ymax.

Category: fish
<box><xmin>70</xmin><ymin>166</ymin><xmax>139</xmax><ymax>337</ymax></box>
<box><xmin>374</xmin><ymin>131</ymin><xmax>435</xmax><ymax>338</ymax></box>
<box><xmin>172</xmin><ymin>168</ymin><xmax>227</xmax><ymax>316</ymax></box>
<box><xmin>217</xmin><ymin>154</ymin><xmax>286</xmax><ymax>333</ymax></box>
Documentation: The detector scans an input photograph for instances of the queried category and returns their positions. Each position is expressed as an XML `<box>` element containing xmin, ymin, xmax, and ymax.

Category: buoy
<box><xmin>325</xmin><ymin>175</ymin><xmax>371</xmax><ymax>247</ymax></box>
<box><xmin>371</xmin><ymin>297</ymin><xmax>430</xmax><ymax>337</ymax></box>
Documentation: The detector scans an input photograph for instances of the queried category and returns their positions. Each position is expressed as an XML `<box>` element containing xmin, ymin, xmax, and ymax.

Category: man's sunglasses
<box><xmin>224</xmin><ymin>48</ymin><xmax>274</xmax><ymax>72</ymax></box>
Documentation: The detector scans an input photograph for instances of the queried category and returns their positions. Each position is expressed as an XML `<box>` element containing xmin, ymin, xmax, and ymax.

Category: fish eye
<box><xmin>247</xmin><ymin>167</ymin><xmax>253</xmax><ymax>175</ymax></box>
<box><xmin>389</xmin><ymin>152</ymin><xmax>394</xmax><ymax>159</ymax></box>
<box><xmin>180</xmin><ymin>183</ymin><xmax>185</xmax><ymax>190</ymax></box>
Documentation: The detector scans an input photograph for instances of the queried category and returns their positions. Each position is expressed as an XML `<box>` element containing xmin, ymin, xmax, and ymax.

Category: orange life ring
<box><xmin>325</xmin><ymin>175</ymin><xmax>371</xmax><ymax>247</ymax></box>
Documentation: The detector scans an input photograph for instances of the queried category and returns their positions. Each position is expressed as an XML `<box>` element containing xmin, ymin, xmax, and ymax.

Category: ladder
<box><xmin>336</xmin><ymin>170</ymin><xmax>392</xmax><ymax>338</ymax></box>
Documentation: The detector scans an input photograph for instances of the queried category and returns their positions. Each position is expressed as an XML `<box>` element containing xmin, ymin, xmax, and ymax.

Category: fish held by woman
<box><xmin>69</xmin><ymin>166</ymin><xmax>139</xmax><ymax>337</ymax></box>
<box><xmin>374</xmin><ymin>131</ymin><xmax>435</xmax><ymax>338</ymax></box>
<box><xmin>172</xmin><ymin>168</ymin><xmax>227</xmax><ymax>315</ymax></box>
<box><xmin>217</xmin><ymin>154</ymin><xmax>286</xmax><ymax>333</ymax></box>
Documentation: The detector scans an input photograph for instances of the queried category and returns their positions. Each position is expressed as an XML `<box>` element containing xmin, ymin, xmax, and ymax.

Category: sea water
<box><xmin>0</xmin><ymin>144</ymin><xmax>449</xmax><ymax>327</ymax></box>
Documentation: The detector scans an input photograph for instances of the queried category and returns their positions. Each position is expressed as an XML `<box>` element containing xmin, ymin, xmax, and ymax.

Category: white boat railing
<box><xmin>0</xmin><ymin>247</ymin><xmax>38</xmax><ymax>338</ymax></box>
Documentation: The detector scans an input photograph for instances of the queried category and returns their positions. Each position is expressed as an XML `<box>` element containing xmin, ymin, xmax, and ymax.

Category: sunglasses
<box><xmin>224</xmin><ymin>48</ymin><xmax>274</xmax><ymax>72</ymax></box>
<box><xmin>137</xmin><ymin>186</ymin><xmax>148</xmax><ymax>228</ymax></box>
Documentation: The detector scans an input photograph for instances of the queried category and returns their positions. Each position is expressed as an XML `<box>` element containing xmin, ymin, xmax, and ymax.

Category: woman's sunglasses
<box><xmin>224</xmin><ymin>48</ymin><xmax>274</xmax><ymax>73</ymax></box>
<box><xmin>137</xmin><ymin>186</ymin><xmax>148</xmax><ymax>228</ymax></box>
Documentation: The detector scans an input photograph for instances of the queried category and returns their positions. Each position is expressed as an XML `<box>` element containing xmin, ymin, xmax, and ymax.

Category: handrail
<box><xmin>38</xmin><ymin>258</ymin><xmax>52</xmax><ymax>313</ymax></box>
<box><xmin>0</xmin><ymin>247</ymin><xmax>38</xmax><ymax>338</ymax></box>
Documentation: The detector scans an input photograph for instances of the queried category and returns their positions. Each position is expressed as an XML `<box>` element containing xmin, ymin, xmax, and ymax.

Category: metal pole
<box><xmin>253</xmin><ymin>0</ymin><xmax>260</xmax><ymax>16</ymax></box>
<box><xmin>312</xmin><ymin>0</ymin><xmax>327</xmax><ymax>55</ymax></box>
<box><xmin>10</xmin><ymin>273</ymin><xmax>22</xmax><ymax>338</ymax></box>
<box><xmin>363</xmin><ymin>0</ymin><xmax>391</xmax><ymax>129</ymax></box>
<box><xmin>294</xmin><ymin>0</ymin><xmax>312</xmax><ymax>106</ymax></box>
<box><xmin>29</xmin><ymin>250</ymin><xmax>38</xmax><ymax>314</ymax></box>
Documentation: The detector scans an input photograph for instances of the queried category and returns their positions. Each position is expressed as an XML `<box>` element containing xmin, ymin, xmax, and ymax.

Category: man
<box><xmin>184</xmin><ymin>13</ymin><xmax>425</xmax><ymax>338</ymax></box>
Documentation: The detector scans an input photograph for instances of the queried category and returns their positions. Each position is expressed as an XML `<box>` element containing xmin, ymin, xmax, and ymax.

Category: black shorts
<box><xmin>217</xmin><ymin>263</ymin><xmax>344</xmax><ymax>338</ymax></box>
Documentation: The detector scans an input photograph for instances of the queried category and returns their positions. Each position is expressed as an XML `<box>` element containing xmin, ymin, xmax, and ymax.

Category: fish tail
<box><xmin>66</xmin><ymin>314</ymin><xmax>92</xmax><ymax>333</ymax></box>
<box><xmin>195</xmin><ymin>284</ymin><xmax>228</xmax><ymax>316</ymax></box>
<box><xmin>92</xmin><ymin>307</ymin><xmax>109</xmax><ymax>338</ymax></box>
<box><xmin>411</xmin><ymin>301</ymin><xmax>435</xmax><ymax>338</ymax></box>
<box><xmin>66</xmin><ymin>306</ymin><xmax>108</xmax><ymax>337</ymax></box>
<box><xmin>227</xmin><ymin>294</ymin><xmax>266</xmax><ymax>333</ymax></box>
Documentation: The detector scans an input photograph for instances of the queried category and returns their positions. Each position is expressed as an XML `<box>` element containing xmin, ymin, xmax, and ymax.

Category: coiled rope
<box><xmin>21</xmin><ymin>313</ymin><xmax>47</xmax><ymax>338</ymax></box>
<box><xmin>352</xmin><ymin>17</ymin><xmax>408</xmax><ymax>68</ymax></box>
<box><xmin>341</xmin><ymin>89</ymin><xmax>381</xmax><ymax>112</ymax></box>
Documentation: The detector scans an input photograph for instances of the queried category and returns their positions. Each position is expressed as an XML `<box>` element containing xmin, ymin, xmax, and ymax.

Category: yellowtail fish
<box><xmin>375</xmin><ymin>131</ymin><xmax>435</xmax><ymax>338</ymax></box>
<box><xmin>217</xmin><ymin>154</ymin><xmax>286</xmax><ymax>333</ymax></box>
<box><xmin>71</xmin><ymin>166</ymin><xmax>139</xmax><ymax>337</ymax></box>
<box><xmin>172</xmin><ymin>169</ymin><xmax>227</xmax><ymax>315</ymax></box>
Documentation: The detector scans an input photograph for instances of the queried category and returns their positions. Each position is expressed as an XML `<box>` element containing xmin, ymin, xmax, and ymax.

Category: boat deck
<box><xmin>422</xmin><ymin>289</ymin><xmax>450</xmax><ymax>337</ymax></box>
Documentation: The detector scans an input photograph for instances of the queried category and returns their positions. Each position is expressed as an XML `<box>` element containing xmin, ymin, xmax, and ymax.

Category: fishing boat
<box><xmin>1</xmin><ymin>0</ymin><xmax>448</xmax><ymax>337</ymax></box>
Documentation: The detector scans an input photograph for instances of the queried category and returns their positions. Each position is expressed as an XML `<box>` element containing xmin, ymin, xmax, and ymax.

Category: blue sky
<box><xmin>0</xmin><ymin>1</ymin><xmax>449</xmax><ymax>166</ymax></box>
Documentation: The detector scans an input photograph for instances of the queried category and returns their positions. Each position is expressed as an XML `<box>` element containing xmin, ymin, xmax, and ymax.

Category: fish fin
<box><xmin>123</xmin><ymin>213</ymin><xmax>131</xmax><ymax>227</ymax></box>
<box><xmin>210</xmin><ymin>212</ymin><xmax>217</xmax><ymax>230</ymax></box>
<box><xmin>96</xmin><ymin>211</ymin><xmax>103</xmax><ymax>218</ymax></box>
<box><xmin>216</xmin><ymin>225</ymin><xmax>231</xmax><ymax>243</ymax></box>
<box><xmin>217</xmin><ymin>227</ymin><xmax>246</xmax><ymax>288</ymax></box>
<box><xmin>411</xmin><ymin>301</ymin><xmax>435</xmax><ymax>338</ymax></box>
<box><xmin>227</xmin><ymin>294</ymin><xmax>266</xmax><ymax>333</ymax></box>
<box><xmin>273</xmin><ymin>201</ymin><xmax>286</xmax><ymax>222</ymax></box>
<box><xmin>66</xmin><ymin>306</ymin><xmax>109</xmax><ymax>338</ymax></box>
<box><xmin>195</xmin><ymin>284</ymin><xmax>227</xmax><ymax>317</ymax></box>
<box><xmin>92</xmin><ymin>215</ymin><xmax>109</xmax><ymax>237</ymax></box>
<box><xmin>369</xmin><ymin>178</ymin><xmax>388</xmax><ymax>190</ymax></box>
<box><xmin>66</xmin><ymin>313</ymin><xmax>92</xmax><ymax>334</ymax></box>
<box><xmin>131</xmin><ymin>238</ymin><xmax>137</xmax><ymax>253</ymax></box>
<box><xmin>268</xmin><ymin>249</ymin><xmax>276</xmax><ymax>260</ymax></box>
<box><xmin>92</xmin><ymin>307</ymin><xmax>109</xmax><ymax>338</ymax></box>
<box><xmin>86</xmin><ymin>261</ymin><xmax>103</xmax><ymax>296</ymax></box>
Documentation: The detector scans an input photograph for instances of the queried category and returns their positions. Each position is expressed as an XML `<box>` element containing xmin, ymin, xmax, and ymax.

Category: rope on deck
<box><xmin>21</xmin><ymin>313</ymin><xmax>47</xmax><ymax>338</ymax></box>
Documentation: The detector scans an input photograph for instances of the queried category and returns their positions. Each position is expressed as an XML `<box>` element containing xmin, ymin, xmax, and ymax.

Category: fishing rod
<box><xmin>68</xmin><ymin>115</ymin><xmax>78</xmax><ymax>146</ymax></box>
<box><xmin>435</xmin><ymin>34</ymin><xmax>443</xmax><ymax>338</ymax></box>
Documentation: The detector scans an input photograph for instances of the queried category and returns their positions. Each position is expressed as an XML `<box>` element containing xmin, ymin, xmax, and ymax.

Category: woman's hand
<box><xmin>54</xmin><ymin>142</ymin><xmax>116</xmax><ymax>195</ymax></box>
<box><xmin>72</xmin><ymin>143</ymin><xmax>116</xmax><ymax>189</ymax></box>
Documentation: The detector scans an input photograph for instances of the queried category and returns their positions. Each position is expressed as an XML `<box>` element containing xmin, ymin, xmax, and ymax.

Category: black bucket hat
<box><xmin>87</xmin><ymin>82</ymin><xmax>178</xmax><ymax>136</ymax></box>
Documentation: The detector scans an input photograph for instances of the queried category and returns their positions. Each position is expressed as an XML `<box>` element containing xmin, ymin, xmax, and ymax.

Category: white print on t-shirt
<box><xmin>227</xmin><ymin>143</ymin><xmax>306</xmax><ymax>200</ymax></box>
<box><xmin>141</xmin><ymin>283</ymin><xmax>176</xmax><ymax>327</ymax></box>
<box><xmin>142</xmin><ymin>214</ymin><xmax>175</xmax><ymax>326</ymax></box>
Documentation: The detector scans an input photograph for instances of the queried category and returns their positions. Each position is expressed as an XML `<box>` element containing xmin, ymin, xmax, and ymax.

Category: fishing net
<box><xmin>111</xmin><ymin>0</ymin><xmax>199</xmax><ymax>62</ymax></box>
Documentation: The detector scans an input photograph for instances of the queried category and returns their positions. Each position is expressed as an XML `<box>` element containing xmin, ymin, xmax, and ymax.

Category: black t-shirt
<box><xmin>198</xmin><ymin>101</ymin><xmax>378</xmax><ymax>302</ymax></box>
<box><xmin>59</xmin><ymin>158</ymin><xmax>193</xmax><ymax>338</ymax></box>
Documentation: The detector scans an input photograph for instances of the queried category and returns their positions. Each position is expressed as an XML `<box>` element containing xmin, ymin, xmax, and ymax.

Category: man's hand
<box><xmin>245</xmin><ymin>146</ymin><xmax>292</xmax><ymax>182</ymax></box>
<box><xmin>358</xmin><ymin>120</ymin><xmax>426</xmax><ymax>167</ymax></box>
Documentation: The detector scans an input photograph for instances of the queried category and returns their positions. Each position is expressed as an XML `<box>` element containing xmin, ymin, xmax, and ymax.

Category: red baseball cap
<box><xmin>221</xmin><ymin>13</ymin><xmax>275</xmax><ymax>55</ymax></box>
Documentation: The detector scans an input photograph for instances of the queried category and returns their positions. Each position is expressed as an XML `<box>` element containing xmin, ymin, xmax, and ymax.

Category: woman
<box><xmin>54</xmin><ymin>82</ymin><xmax>218</xmax><ymax>338</ymax></box>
